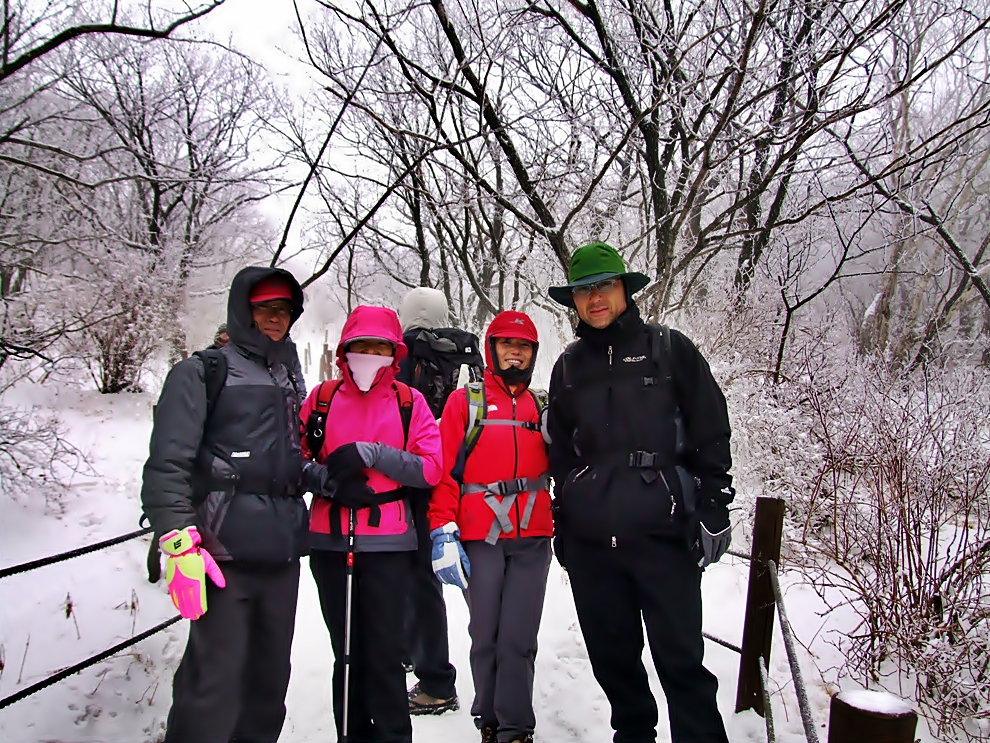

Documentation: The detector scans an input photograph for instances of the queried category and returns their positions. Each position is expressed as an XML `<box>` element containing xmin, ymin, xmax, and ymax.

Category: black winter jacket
<box><xmin>141</xmin><ymin>266</ymin><xmax>309</xmax><ymax>564</ymax></box>
<box><xmin>547</xmin><ymin>302</ymin><xmax>732</xmax><ymax>546</ymax></box>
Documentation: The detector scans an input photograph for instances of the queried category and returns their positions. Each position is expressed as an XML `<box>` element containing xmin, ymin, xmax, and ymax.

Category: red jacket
<box><xmin>428</xmin><ymin>312</ymin><xmax>552</xmax><ymax>542</ymax></box>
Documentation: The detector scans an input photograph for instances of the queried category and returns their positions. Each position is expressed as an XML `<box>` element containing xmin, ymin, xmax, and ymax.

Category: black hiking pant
<box><xmin>404</xmin><ymin>493</ymin><xmax>457</xmax><ymax>698</ymax></box>
<box><xmin>562</xmin><ymin>534</ymin><xmax>728</xmax><ymax>743</ymax></box>
<box><xmin>464</xmin><ymin>537</ymin><xmax>551</xmax><ymax>743</ymax></box>
<box><xmin>163</xmin><ymin>562</ymin><xmax>300</xmax><ymax>743</ymax></box>
<box><xmin>310</xmin><ymin>549</ymin><xmax>413</xmax><ymax>743</ymax></box>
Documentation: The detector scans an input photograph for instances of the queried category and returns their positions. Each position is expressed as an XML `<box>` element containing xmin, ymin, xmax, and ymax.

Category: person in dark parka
<box><xmin>141</xmin><ymin>266</ymin><xmax>307</xmax><ymax>743</ymax></box>
<box><xmin>547</xmin><ymin>242</ymin><xmax>734</xmax><ymax>743</ymax></box>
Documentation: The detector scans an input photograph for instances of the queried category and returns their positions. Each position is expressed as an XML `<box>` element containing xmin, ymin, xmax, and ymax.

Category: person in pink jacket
<box><xmin>299</xmin><ymin>305</ymin><xmax>443</xmax><ymax>743</ymax></box>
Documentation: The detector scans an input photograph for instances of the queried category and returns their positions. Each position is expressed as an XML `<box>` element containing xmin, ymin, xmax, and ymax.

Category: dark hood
<box><xmin>226</xmin><ymin>266</ymin><xmax>304</xmax><ymax>363</ymax></box>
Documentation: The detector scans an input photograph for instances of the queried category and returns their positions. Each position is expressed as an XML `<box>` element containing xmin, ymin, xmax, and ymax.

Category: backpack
<box><xmin>304</xmin><ymin>379</ymin><xmax>414</xmax><ymax>461</ymax></box>
<box><xmin>450</xmin><ymin>381</ymin><xmax>549</xmax><ymax>483</ymax></box>
<box><xmin>409</xmin><ymin>327</ymin><xmax>484</xmax><ymax>418</ymax></box>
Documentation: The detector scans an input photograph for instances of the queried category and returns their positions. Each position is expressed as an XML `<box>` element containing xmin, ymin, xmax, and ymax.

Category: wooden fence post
<box><xmin>319</xmin><ymin>343</ymin><xmax>331</xmax><ymax>382</ymax></box>
<box><xmin>735</xmin><ymin>496</ymin><xmax>786</xmax><ymax>716</ymax></box>
<box><xmin>827</xmin><ymin>690</ymin><xmax>917</xmax><ymax>743</ymax></box>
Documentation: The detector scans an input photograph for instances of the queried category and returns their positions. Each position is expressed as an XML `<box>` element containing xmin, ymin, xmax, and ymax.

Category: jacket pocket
<box><xmin>216</xmin><ymin>493</ymin><xmax>307</xmax><ymax>563</ymax></box>
<box><xmin>559</xmin><ymin>466</ymin><xmax>611</xmax><ymax>541</ymax></box>
<box><xmin>199</xmin><ymin>489</ymin><xmax>235</xmax><ymax>534</ymax></box>
<box><xmin>609</xmin><ymin>466</ymin><xmax>682</xmax><ymax>539</ymax></box>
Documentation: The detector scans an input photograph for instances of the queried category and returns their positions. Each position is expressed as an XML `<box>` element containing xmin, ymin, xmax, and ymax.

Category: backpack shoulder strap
<box><xmin>192</xmin><ymin>349</ymin><xmax>228</xmax><ymax>422</ymax></box>
<box><xmin>646</xmin><ymin>323</ymin><xmax>687</xmax><ymax>453</ymax></box>
<box><xmin>393</xmin><ymin>381</ymin><xmax>414</xmax><ymax>449</ymax></box>
<box><xmin>306</xmin><ymin>380</ymin><xmax>342</xmax><ymax>461</ymax></box>
<box><xmin>560</xmin><ymin>340</ymin><xmax>580</xmax><ymax>391</ymax></box>
<box><xmin>450</xmin><ymin>381</ymin><xmax>485</xmax><ymax>484</ymax></box>
<box><xmin>646</xmin><ymin>324</ymin><xmax>672</xmax><ymax>384</ymax></box>
<box><xmin>463</xmin><ymin>381</ymin><xmax>486</xmax><ymax>457</ymax></box>
<box><xmin>316</xmin><ymin>379</ymin><xmax>341</xmax><ymax>411</ymax></box>
<box><xmin>529</xmin><ymin>387</ymin><xmax>548</xmax><ymax>412</ymax></box>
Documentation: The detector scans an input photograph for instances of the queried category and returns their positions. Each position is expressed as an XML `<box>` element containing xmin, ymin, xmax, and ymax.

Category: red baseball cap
<box><xmin>249</xmin><ymin>276</ymin><xmax>294</xmax><ymax>304</ymax></box>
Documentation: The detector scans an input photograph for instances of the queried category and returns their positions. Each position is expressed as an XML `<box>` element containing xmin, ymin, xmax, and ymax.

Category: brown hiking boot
<box><xmin>507</xmin><ymin>736</ymin><xmax>534</xmax><ymax>743</ymax></box>
<box><xmin>407</xmin><ymin>681</ymin><xmax>459</xmax><ymax>715</ymax></box>
<box><xmin>479</xmin><ymin>726</ymin><xmax>497</xmax><ymax>743</ymax></box>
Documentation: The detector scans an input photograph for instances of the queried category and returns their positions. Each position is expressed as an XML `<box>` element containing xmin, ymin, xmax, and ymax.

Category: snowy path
<box><xmin>0</xmin><ymin>387</ymin><xmax>927</xmax><ymax>742</ymax></box>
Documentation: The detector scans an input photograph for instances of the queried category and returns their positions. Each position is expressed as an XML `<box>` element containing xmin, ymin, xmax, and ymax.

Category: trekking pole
<box><xmin>341</xmin><ymin>505</ymin><xmax>358</xmax><ymax>743</ymax></box>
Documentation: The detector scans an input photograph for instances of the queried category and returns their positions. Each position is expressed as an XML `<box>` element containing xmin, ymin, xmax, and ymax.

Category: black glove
<box><xmin>324</xmin><ymin>443</ymin><xmax>368</xmax><ymax>478</ymax></box>
<box><xmin>301</xmin><ymin>461</ymin><xmax>331</xmax><ymax>495</ymax></box>
<box><xmin>696</xmin><ymin>485</ymin><xmax>734</xmax><ymax>568</ymax></box>
<box><xmin>328</xmin><ymin>471</ymin><xmax>377</xmax><ymax>510</ymax></box>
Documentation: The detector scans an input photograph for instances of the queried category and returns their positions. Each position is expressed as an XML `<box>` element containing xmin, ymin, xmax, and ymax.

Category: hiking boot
<box><xmin>479</xmin><ymin>726</ymin><xmax>497</xmax><ymax>743</ymax></box>
<box><xmin>507</xmin><ymin>736</ymin><xmax>534</xmax><ymax>743</ymax></box>
<box><xmin>407</xmin><ymin>681</ymin><xmax>459</xmax><ymax>715</ymax></box>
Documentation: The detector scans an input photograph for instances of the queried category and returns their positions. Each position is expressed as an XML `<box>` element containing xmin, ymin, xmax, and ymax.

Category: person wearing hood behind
<box><xmin>395</xmin><ymin>287</ymin><xmax>460</xmax><ymax>715</ymax></box>
<box><xmin>299</xmin><ymin>305</ymin><xmax>443</xmax><ymax>743</ymax></box>
<box><xmin>141</xmin><ymin>267</ymin><xmax>308</xmax><ymax>743</ymax></box>
<box><xmin>428</xmin><ymin>311</ymin><xmax>553</xmax><ymax>743</ymax></box>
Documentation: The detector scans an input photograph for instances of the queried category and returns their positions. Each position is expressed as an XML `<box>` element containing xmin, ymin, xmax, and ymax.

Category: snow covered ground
<box><xmin>0</xmin><ymin>384</ymin><xmax>935</xmax><ymax>743</ymax></box>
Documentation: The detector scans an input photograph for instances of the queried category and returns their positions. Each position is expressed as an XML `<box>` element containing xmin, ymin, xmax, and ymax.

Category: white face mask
<box><xmin>346</xmin><ymin>352</ymin><xmax>394</xmax><ymax>392</ymax></box>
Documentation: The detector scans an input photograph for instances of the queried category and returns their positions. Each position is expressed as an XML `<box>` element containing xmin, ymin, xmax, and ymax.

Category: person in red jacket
<box><xmin>299</xmin><ymin>305</ymin><xmax>443</xmax><ymax>743</ymax></box>
<box><xmin>428</xmin><ymin>310</ymin><xmax>552</xmax><ymax>743</ymax></box>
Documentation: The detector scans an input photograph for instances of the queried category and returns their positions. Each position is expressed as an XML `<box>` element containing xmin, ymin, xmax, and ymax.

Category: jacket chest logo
<box><xmin>623</xmin><ymin>354</ymin><xmax>647</xmax><ymax>363</ymax></box>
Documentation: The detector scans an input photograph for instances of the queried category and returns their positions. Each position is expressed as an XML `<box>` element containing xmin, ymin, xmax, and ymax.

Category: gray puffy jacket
<box><xmin>140</xmin><ymin>266</ymin><xmax>308</xmax><ymax>564</ymax></box>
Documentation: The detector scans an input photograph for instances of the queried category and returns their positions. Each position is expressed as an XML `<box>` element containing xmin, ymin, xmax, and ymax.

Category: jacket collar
<box><xmin>574</xmin><ymin>301</ymin><xmax>644</xmax><ymax>347</ymax></box>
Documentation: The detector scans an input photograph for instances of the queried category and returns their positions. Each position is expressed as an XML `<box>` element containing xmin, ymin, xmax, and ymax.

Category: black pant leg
<box><xmin>632</xmin><ymin>538</ymin><xmax>729</xmax><ymax>743</ymax></box>
<box><xmin>310</xmin><ymin>551</ymin><xmax>374</xmax><ymax>743</ymax></box>
<box><xmin>164</xmin><ymin>567</ymin><xmax>251</xmax><ymax>743</ymax></box>
<box><xmin>407</xmin><ymin>493</ymin><xmax>457</xmax><ymax>698</ymax></box>
<box><xmin>359</xmin><ymin>551</ymin><xmax>414</xmax><ymax>743</ymax></box>
<box><xmin>566</xmin><ymin>537</ymin><xmax>659</xmax><ymax>743</ymax></box>
<box><xmin>230</xmin><ymin>563</ymin><xmax>301</xmax><ymax>743</ymax></box>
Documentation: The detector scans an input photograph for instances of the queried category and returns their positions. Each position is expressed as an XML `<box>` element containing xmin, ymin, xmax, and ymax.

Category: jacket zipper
<box><xmin>607</xmin><ymin>345</ymin><xmax>616</xmax><ymax>548</ymax></box>
<box><xmin>268</xmin><ymin>364</ymin><xmax>289</xmax><ymax>509</ymax></box>
<box><xmin>511</xmin><ymin>394</ymin><xmax>521</xmax><ymax>537</ymax></box>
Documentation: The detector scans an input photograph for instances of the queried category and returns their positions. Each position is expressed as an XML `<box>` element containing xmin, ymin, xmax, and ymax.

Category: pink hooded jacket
<box><xmin>301</xmin><ymin>305</ymin><xmax>443</xmax><ymax>552</ymax></box>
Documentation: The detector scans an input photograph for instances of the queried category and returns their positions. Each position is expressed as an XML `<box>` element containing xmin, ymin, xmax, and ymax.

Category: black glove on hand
<box><xmin>697</xmin><ymin>486</ymin><xmax>734</xmax><ymax>568</ymax></box>
<box><xmin>329</xmin><ymin>471</ymin><xmax>376</xmax><ymax>510</ymax></box>
<box><xmin>301</xmin><ymin>461</ymin><xmax>331</xmax><ymax>495</ymax></box>
<box><xmin>324</xmin><ymin>443</ymin><xmax>368</xmax><ymax>478</ymax></box>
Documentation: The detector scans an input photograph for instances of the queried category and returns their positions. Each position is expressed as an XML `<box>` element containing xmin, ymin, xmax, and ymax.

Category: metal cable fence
<box><xmin>0</xmin><ymin>526</ymin><xmax>179</xmax><ymax>710</ymax></box>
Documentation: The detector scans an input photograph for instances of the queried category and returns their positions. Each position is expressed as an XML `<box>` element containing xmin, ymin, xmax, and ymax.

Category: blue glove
<box><xmin>430</xmin><ymin>522</ymin><xmax>470</xmax><ymax>589</ymax></box>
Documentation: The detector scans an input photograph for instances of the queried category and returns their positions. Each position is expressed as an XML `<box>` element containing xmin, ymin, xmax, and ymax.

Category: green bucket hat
<box><xmin>548</xmin><ymin>242</ymin><xmax>651</xmax><ymax>308</ymax></box>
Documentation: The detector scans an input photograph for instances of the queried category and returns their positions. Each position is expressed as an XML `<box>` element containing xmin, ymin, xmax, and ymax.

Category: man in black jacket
<box><xmin>141</xmin><ymin>266</ymin><xmax>307</xmax><ymax>743</ymax></box>
<box><xmin>547</xmin><ymin>242</ymin><xmax>733</xmax><ymax>743</ymax></box>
